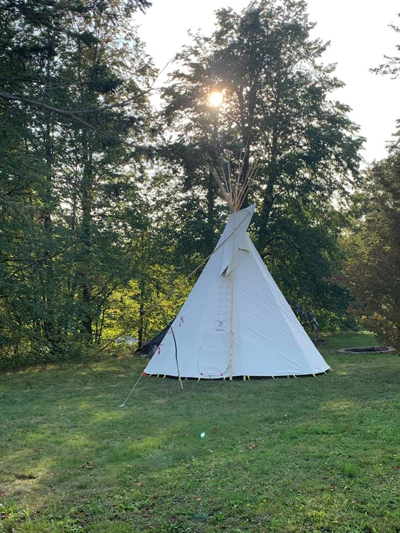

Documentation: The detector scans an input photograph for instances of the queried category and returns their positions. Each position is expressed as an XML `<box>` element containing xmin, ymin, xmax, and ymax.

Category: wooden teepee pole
<box><xmin>207</xmin><ymin>149</ymin><xmax>258</xmax><ymax>213</ymax></box>
<box><xmin>228</xmin><ymin>210</ymin><xmax>237</xmax><ymax>380</ymax></box>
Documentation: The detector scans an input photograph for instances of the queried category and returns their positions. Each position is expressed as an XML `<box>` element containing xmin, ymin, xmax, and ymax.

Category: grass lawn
<box><xmin>1</xmin><ymin>331</ymin><xmax>400</xmax><ymax>532</ymax></box>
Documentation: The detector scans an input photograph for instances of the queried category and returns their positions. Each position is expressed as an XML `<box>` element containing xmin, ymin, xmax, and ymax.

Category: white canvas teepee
<box><xmin>145</xmin><ymin>204</ymin><xmax>329</xmax><ymax>379</ymax></box>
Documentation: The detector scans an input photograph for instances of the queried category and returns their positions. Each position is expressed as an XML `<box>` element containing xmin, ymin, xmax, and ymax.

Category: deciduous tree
<box><xmin>160</xmin><ymin>0</ymin><xmax>363</xmax><ymax>328</ymax></box>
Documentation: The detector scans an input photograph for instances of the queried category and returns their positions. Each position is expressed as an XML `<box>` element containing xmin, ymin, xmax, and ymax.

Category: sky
<box><xmin>136</xmin><ymin>0</ymin><xmax>400</xmax><ymax>164</ymax></box>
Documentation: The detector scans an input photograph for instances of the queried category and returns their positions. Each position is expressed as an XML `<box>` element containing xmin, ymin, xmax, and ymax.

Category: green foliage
<box><xmin>0</xmin><ymin>0</ymin><xmax>155</xmax><ymax>368</ymax></box>
<box><xmin>0</xmin><ymin>0</ymin><xmax>368</xmax><ymax>370</ymax></box>
<box><xmin>342</xmin><ymin>149</ymin><xmax>400</xmax><ymax>349</ymax></box>
<box><xmin>372</xmin><ymin>12</ymin><xmax>400</xmax><ymax>79</ymax></box>
<box><xmin>103</xmin><ymin>263</ymin><xmax>191</xmax><ymax>346</ymax></box>
<box><xmin>1</xmin><ymin>332</ymin><xmax>400</xmax><ymax>532</ymax></box>
<box><xmin>160</xmin><ymin>0</ymin><xmax>363</xmax><ymax>329</ymax></box>
<box><xmin>340</xmin><ymin>11</ymin><xmax>400</xmax><ymax>349</ymax></box>
<box><xmin>342</xmin><ymin>462</ymin><xmax>359</xmax><ymax>479</ymax></box>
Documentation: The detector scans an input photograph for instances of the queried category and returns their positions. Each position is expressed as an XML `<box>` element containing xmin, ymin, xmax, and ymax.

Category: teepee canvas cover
<box><xmin>145</xmin><ymin>204</ymin><xmax>329</xmax><ymax>379</ymax></box>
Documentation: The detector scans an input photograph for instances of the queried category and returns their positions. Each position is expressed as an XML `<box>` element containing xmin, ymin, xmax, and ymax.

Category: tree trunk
<box><xmin>80</xmin><ymin>135</ymin><xmax>93</xmax><ymax>338</ymax></box>
<box><xmin>41</xmin><ymin>43</ymin><xmax>55</xmax><ymax>341</ymax></box>
<box><xmin>256</xmin><ymin>128</ymin><xmax>280</xmax><ymax>250</ymax></box>
<box><xmin>137</xmin><ymin>229</ymin><xmax>146</xmax><ymax>348</ymax></box>
<box><xmin>236</xmin><ymin>85</ymin><xmax>257</xmax><ymax>208</ymax></box>
<box><xmin>205</xmin><ymin>171</ymin><xmax>216</xmax><ymax>253</ymax></box>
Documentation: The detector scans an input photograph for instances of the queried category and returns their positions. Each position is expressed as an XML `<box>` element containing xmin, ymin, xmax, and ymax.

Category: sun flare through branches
<box><xmin>208</xmin><ymin>90</ymin><xmax>223</xmax><ymax>108</ymax></box>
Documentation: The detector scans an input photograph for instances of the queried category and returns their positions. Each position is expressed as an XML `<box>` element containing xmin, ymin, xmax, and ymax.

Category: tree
<box><xmin>342</xmin><ymin>12</ymin><xmax>400</xmax><ymax>348</ymax></box>
<box><xmin>160</xmin><ymin>0</ymin><xmax>363</xmax><ymax>328</ymax></box>
<box><xmin>342</xmin><ymin>151</ymin><xmax>400</xmax><ymax>348</ymax></box>
<box><xmin>0</xmin><ymin>0</ymin><xmax>151</xmax><ymax>123</ymax></box>
<box><xmin>0</xmin><ymin>0</ymin><xmax>155</xmax><ymax>367</ymax></box>
<box><xmin>372</xmin><ymin>12</ymin><xmax>400</xmax><ymax>79</ymax></box>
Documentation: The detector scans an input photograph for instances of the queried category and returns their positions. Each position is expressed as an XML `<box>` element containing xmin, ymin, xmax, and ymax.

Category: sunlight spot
<box><xmin>208</xmin><ymin>91</ymin><xmax>223</xmax><ymax>108</ymax></box>
<box><xmin>322</xmin><ymin>400</ymin><xmax>355</xmax><ymax>411</ymax></box>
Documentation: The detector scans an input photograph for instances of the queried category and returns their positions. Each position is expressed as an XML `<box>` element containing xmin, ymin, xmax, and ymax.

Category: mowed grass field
<box><xmin>1</xmin><ymin>332</ymin><xmax>400</xmax><ymax>533</ymax></box>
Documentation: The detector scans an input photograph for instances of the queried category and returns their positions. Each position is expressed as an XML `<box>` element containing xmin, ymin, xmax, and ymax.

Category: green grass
<box><xmin>1</xmin><ymin>332</ymin><xmax>400</xmax><ymax>532</ymax></box>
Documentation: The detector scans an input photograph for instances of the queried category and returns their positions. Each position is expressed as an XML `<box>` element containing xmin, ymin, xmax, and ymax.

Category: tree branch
<box><xmin>0</xmin><ymin>90</ymin><xmax>137</xmax><ymax>146</ymax></box>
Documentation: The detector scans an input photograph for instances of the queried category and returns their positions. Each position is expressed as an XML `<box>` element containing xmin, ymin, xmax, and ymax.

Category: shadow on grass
<box><xmin>1</xmin><ymin>332</ymin><xmax>400</xmax><ymax>532</ymax></box>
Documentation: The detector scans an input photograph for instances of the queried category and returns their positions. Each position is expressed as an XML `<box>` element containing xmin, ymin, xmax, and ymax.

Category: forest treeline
<box><xmin>1</xmin><ymin>0</ymin><xmax>399</xmax><ymax>369</ymax></box>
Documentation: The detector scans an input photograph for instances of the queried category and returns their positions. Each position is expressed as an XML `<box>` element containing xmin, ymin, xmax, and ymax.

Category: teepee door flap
<box><xmin>197</xmin><ymin>332</ymin><xmax>229</xmax><ymax>378</ymax></box>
